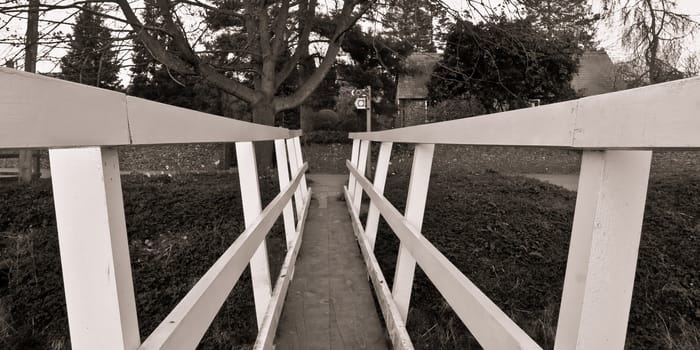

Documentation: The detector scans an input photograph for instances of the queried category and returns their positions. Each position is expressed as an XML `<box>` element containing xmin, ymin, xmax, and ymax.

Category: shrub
<box><xmin>304</xmin><ymin>130</ymin><xmax>351</xmax><ymax>144</ymax></box>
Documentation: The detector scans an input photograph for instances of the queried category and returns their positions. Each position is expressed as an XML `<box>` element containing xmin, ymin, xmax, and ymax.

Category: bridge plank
<box><xmin>344</xmin><ymin>186</ymin><xmax>414</xmax><ymax>350</ymax></box>
<box><xmin>275</xmin><ymin>174</ymin><xmax>389</xmax><ymax>350</ymax></box>
<box><xmin>348</xmin><ymin>161</ymin><xmax>542</xmax><ymax>350</ymax></box>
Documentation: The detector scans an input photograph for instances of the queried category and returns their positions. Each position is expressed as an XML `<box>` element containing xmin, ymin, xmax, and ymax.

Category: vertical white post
<box><xmin>292</xmin><ymin>136</ymin><xmax>309</xmax><ymax>197</ymax></box>
<box><xmin>365</xmin><ymin>142</ymin><xmax>393</xmax><ymax>250</ymax></box>
<box><xmin>286</xmin><ymin>138</ymin><xmax>304</xmax><ymax>217</ymax></box>
<box><xmin>554</xmin><ymin>150</ymin><xmax>652</xmax><ymax>350</ymax></box>
<box><xmin>49</xmin><ymin>147</ymin><xmax>140</xmax><ymax>350</ymax></box>
<box><xmin>235</xmin><ymin>141</ymin><xmax>272</xmax><ymax>328</ymax></box>
<box><xmin>274</xmin><ymin>139</ymin><xmax>296</xmax><ymax>249</ymax></box>
<box><xmin>348</xmin><ymin>139</ymin><xmax>360</xmax><ymax>194</ymax></box>
<box><xmin>353</xmin><ymin>140</ymin><xmax>371</xmax><ymax>212</ymax></box>
<box><xmin>392</xmin><ymin>143</ymin><xmax>434</xmax><ymax>322</ymax></box>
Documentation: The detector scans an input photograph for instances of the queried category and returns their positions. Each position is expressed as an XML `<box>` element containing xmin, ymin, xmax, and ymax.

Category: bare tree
<box><xmin>603</xmin><ymin>0</ymin><xmax>699</xmax><ymax>84</ymax></box>
<box><xmin>2</xmin><ymin>0</ymin><xmax>374</xmax><ymax>166</ymax></box>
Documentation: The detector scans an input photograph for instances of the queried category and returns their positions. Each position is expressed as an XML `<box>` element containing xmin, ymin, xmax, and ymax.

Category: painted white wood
<box><xmin>288</xmin><ymin>129</ymin><xmax>303</xmax><ymax>138</ymax></box>
<box><xmin>348</xmin><ymin>139</ymin><xmax>361</xmax><ymax>194</ymax></box>
<box><xmin>349</xmin><ymin>75</ymin><xmax>700</xmax><ymax>149</ymax></box>
<box><xmin>286</xmin><ymin>138</ymin><xmax>304</xmax><ymax>217</ymax></box>
<box><xmin>139</xmin><ymin>164</ymin><xmax>307</xmax><ymax>350</ymax></box>
<box><xmin>554</xmin><ymin>150</ymin><xmax>652</xmax><ymax>350</ymax></box>
<box><xmin>274</xmin><ymin>139</ymin><xmax>296</xmax><ymax>249</ymax></box>
<box><xmin>344</xmin><ymin>187</ymin><xmax>414</xmax><ymax>350</ymax></box>
<box><xmin>127</xmin><ymin>96</ymin><xmax>291</xmax><ymax>145</ymax></box>
<box><xmin>0</xmin><ymin>68</ymin><xmax>130</xmax><ymax>148</ymax></box>
<box><xmin>235</xmin><ymin>141</ymin><xmax>272</xmax><ymax>328</ymax></box>
<box><xmin>347</xmin><ymin>161</ymin><xmax>541</xmax><ymax>349</ymax></box>
<box><xmin>49</xmin><ymin>147</ymin><xmax>140</xmax><ymax>350</ymax></box>
<box><xmin>0</xmin><ymin>68</ymin><xmax>299</xmax><ymax>149</ymax></box>
<box><xmin>365</xmin><ymin>142</ymin><xmax>393</xmax><ymax>250</ymax></box>
<box><xmin>392</xmin><ymin>143</ymin><xmax>434</xmax><ymax>322</ymax></box>
<box><xmin>349</xmin><ymin>100</ymin><xmax>577</xmax><ymax>146</ymax></box>
<box><xmin>253</xmin><ymin>188</ymin><xmax>312</xmax><ymax>350</ymax></box>
<box><xmin>353</xmin><ymin>140</ymin><xmax>371</xmax><ymax>212</ymax></box>
<box><xmin>572</xmin><ymin>78</ymin><xmax>700</xmax><ymax>148</ymax></box>
<box><xmin>7</xmin><ymin>67</ymin><xmax>700</xmax><ymax>150</ymax></box>
<box><xmin>292</xmin><ymin>137</ymin><xmax>309</xmax><ymax>197</ymax></box>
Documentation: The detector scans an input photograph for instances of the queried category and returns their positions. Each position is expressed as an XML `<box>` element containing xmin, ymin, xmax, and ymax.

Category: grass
<box><xmin>0</xmin><ymin>172</ymin><xmax>287</xmax><ymax>350</ymax></box>
<box><xmin>1</xmin><ymin>142</ymin><xmax>698</xmax><ymax>349</ymax></box>
<box><xmin>371</xmin><ymin>166</ymin><xmax>698</xmax><ymax>349</ymax></box>
<box><xmin>303</xmin><ymin>143</ymin><xmax>700</xmax><ymax>176</ymax></box>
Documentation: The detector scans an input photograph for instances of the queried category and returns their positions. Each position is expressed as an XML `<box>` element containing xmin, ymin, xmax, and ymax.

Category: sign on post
<box><xmin>352</xmin><ymin>86</ymin><xmax>372</xmax><ymax>131</ymax></box>
<box><xmin>354</xmin><ymin>96</ymin><xmax>367</xmax><ymax>110</ymax></box>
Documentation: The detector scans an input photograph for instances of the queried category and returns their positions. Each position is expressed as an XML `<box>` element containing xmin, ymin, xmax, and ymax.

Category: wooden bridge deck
<box><xmin>275</xmin><ymin>174</ymin><xmax>389</xmax><ymax>350</ymax></box>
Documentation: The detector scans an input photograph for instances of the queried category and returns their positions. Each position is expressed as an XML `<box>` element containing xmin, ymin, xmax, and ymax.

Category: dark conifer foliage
<box><xmin>428</xmin><ymin>17</ymin><xmax>581</xmax><ymax>113</ymax></box>
<box><xmin>59</xmin><ymin>5</ymin><xmax>121</xmax><ymax>90</ymax></box>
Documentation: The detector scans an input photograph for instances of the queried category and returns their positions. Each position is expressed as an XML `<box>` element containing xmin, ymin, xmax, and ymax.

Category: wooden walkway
<box><xmin>275</xmin><ymin>174</ymin><xmax>389</xmax><ymax>350</ymax></box>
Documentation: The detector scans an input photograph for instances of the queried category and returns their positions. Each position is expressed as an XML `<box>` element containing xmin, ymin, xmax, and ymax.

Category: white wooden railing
<box><xmin>0</xmin><ymin>67</ymin><xmax>311</xmax><ymax>350</ymax></box>
<box><xmin>344</xmin><ymin>76</ymin><xmax>700</xmax><ymax>350</ymax></box>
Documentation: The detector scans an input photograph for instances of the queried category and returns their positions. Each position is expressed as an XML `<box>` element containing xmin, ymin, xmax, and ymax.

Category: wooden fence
<box><xmin>0</xmin><ymin>67</ymin><xmax>311</xmax><ymax>350</ymax></box>
<box><xmin>344</xmin><ymin>75</ymin><xmax>700</xmax><ymax>349</ymax></box>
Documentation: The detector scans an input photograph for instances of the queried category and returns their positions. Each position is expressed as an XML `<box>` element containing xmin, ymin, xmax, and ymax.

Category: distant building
<box><xmin>395</xmin><ymin>50</ymin><xmax>623</xmax><ymax>127</ymax></box>
<box><xmin>571</xmin><ymin>50</ymin><xmax>625</xmax><ymax>96</ymax></box>
<box><xmin>395</xmin><ymin>52</ymin><xmax>440</xmax><ymax>127</ymax></box>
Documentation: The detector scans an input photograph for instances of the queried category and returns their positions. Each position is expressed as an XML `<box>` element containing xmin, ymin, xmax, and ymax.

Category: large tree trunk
<box><xmin>19</xmin><ymin>0</ymin><xmax>40</xmax><ymax>183</ymax></box>
<box><xmin>299</xmin><ymin>104</ymin><xmax>313</xmax><ymax>145</ymax></box>
<box><xmin>251</xmin><ymin>98</ymin><xmax>276</xmax><ymax>169</ymax></box>
<box><xmin>298</xmin><ymin>56</ymin><xmax>315</xmax><ymax>145</ymax></box>
<box><xmin>220</xmin><ymin>92</ymin><xmax>253</xmax><ymax>169</ymax></box>
<box><xmin>646</xmin><ymin>0</ymin><xmax>659</xmax><ymax>83</ymax></box>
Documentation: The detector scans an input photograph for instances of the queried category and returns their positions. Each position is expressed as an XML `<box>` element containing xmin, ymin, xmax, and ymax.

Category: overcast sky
<box><xmin>2</xmin><ymin>0</ymin><xmax>700</xmax><ymax>78</ymax></box>
<box><xmin>443</xmin><ymin>0</ymin><xmax>700</xmax><ymax>62</ymax></box>
<box><xmin>589</xmin><ymin>0</ymin><xmax>700</xmax><ymax>61</ymax></box>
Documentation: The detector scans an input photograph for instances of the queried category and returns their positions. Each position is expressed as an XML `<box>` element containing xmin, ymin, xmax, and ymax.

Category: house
<box><xmin>571</xmin><ymin>50</ymin><xmax>624</xmax><ymax>96</ymax></box>
<box><xmin>394</xmin><ymin>50</ymin><xmax>621</xmax><ymax>127</ymax></box>
<box><xmin>395</xmin><ymin>52</ymin><xmax>440</xmax><ymax>127</ymax></box>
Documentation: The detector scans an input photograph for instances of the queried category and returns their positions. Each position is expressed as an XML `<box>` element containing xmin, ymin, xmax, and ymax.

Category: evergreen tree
<box><xmin>336</xmin><ymin>24</ymin><xmax>413</xmax><ymax>117</ymax></box>
<box><xmin>59</xmin><ymin>5</ymin><xmax>121</xmax><ymax>90</ymax></box>
<box><xmin>428</xmin><ymin>17</ymin><xmax>581</xmax><ymax>113</ymax></box>
<box><xmin>384</xmin><ymin>0</ymin><xmax>435</xmax><ymax>52</ymax></box>
<box><xmin>521</xmin><ymin>0</ymin><xmax>599</xmax><ymax>49</ymax></box>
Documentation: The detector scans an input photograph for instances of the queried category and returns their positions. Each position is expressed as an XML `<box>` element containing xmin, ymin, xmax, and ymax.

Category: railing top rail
<box><xmin>0</xmin><ymin>68</ymin><xmax>298</xmax><ymax>149</ymax></box>
<box><xmin>350</xmin><ymin>76</ymin><xmax>700</xmax><ymax>150</ymax></box>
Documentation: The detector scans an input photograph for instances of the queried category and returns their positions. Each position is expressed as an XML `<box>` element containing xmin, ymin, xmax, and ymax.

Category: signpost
<box><xmin>353</xmin><ymin>86</ymin><xmax>372</xmax><ymax>176</ymax></box>
<box><xmin>353</xmin><ymin>86</ymin><xmax>372</xmax><ymax>132</ymax></box>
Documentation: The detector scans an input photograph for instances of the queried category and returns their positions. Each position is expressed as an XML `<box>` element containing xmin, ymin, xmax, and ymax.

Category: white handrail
<box><xmin>347</xmin><ymin>161</ymin><xmax>542</xmax><ymax>350</ymax></box>
<box><xmin>0</xmin><ymin>68</ymin><xmax>295</xmax><ymax>148</ymax></box>
<box><xmin>349</xmin><ymin>75</ymin><xmax>700</xmax><ymax>149</ymax></box>
<box><xmin>139</xmin><ymin>163</ymin><xmax>308</xmax><ymax>350</ymax></box>
<box><xmin>1</xmin><ymin>69</ymin><xmax>312</xmax><ymax>350</ymax></box>
<box><xmin>344</xmin><ymin>77</ymin><xmax>696</xmax><ymax>349</ymax></box>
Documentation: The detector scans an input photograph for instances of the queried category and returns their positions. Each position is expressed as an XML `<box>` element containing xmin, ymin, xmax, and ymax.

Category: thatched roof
<box><xmin>396</xmin><ymin>52</ymin><xmax>441</xmax><ymax>100</ymax></box>
<box><xmin>397</xmin><ymin>50</ymin><xmax>621</xmax><ymax>101</ymax></box>
<box><xmin>571</xmin><ymin>50</ymin><xmax>622</xmax><ymax>96</ymax></box>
